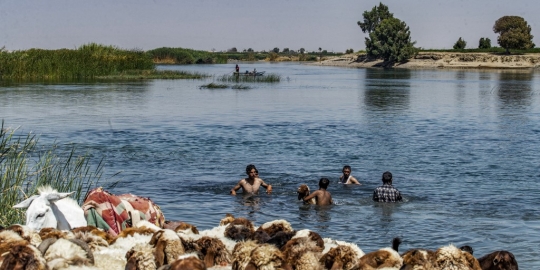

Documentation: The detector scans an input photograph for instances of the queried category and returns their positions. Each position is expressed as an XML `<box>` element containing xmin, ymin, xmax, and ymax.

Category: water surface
<box><xmin>1</xmin><ymin>62</ymin><xmax>540</xmax><ymax>267</ymax></box>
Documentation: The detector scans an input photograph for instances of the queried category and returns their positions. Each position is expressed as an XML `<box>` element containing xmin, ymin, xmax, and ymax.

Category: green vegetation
<box><xmin>199</xmin><ymin>83</ymin><xmax>228</xmax><ymax>89</ymax></box>
<box><xmin>0</xmin><ymin>43</ymin><xmax>154</xmax><ymax>80</ymax></box>
<box><xmin>231</xmin><ymin>84</ymin><xmax>251</xmax><ymax>90</ymax></box>
<box><xmin>478</xmin><ymin>38</ymin><xmax>492</xmax><ymax>49</ymax></box>
<box><xmin>419</xmin><ymin>47</ymin><xmax>540</xmax><ymax>54</ymax></box>
<box><xmin>0</xmin><ymin>121</ymin><xmax>106</xmax><ymax>226</ymax></box>
<box><xmin>217</xmin><ymin>73</ymin><xmax>280</xmax><ymax>83</ymax></box>
<box><xmin>453</xmin><ymin>37</ymin><xmax>467</xmax><ymax>50</ymax></box>
<box><xmin>493</xmin><ymin>16</ymin><xmax>535</xmax><ymax>54</ymax></box>
<box><xmin>96</xmin><ymin>69</ymin><xmax>208</xmax><ymax>80</ymax></box>
<box><xmin>147</xmin><ymin>47</ymin><xmax>222</xmax><ymax>64</ymax></box>
<box><xmin>360</xmin><ymin>3</ymin><xmax>417</xmax><ymax>62</ymax></box>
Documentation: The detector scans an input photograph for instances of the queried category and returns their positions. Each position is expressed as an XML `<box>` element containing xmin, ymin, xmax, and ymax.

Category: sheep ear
<box><xmin>125</xmin><ymin>256</ymin><xmax>138</xmax><ymax>270</ymax></box>
<box><xmin>46</xmin><ymin>191</ymin><xmax>75</xmax><ymax>203</ymax></box>
<box><xmin>154</xmin><ymin>239</ymin><xmax>166</xmax><ymax>267</ymax></box>
<box><xmin>13</xmin><ymin>195</ymin><xmax>39</xmax><ymax>209</ymax></box>
<box><xmin>204</xmin><ymin>249</ymin><xmax>216</xmax><ymax>268</ymax></box>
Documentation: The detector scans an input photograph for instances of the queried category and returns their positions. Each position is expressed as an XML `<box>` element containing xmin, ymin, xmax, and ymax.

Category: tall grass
<box><xmin>147</xmin><ymin>47</ymin><xmax>217</xmax><ymax>64</ymax></box>
<box><xmin>0</xmin><ymin>121</ymin><xmax>107</xmax><ymax>226</ymax></box>
<box><xmin>217</xmin><ymin>73</ymin><xmax>281</xmax><ymax>83</ymax></box>
<box><xmin>0</xmin><ymin>43</ymin><xmax>154</xmax><ymax>80</ymax></box>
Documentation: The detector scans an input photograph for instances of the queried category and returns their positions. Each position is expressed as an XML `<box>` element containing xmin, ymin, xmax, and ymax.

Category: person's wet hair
<box><xmin>246</xmin><ymin>164</ymin><xmax>257</xmax><ymax>174</ymax></box>
<box><xmin>382</xmin><ymin>171</ymin><xmax>392</xmax><ymax>183</ymax></box>
<box><xmin>319</xmin><ymin>178</ymin><xmax>330</xmax><ymax>189</ymax></box>
<box><xmin>342</xmin><ymin>165</ymin><xmax>351</xmax><ymax>171</ymax></box>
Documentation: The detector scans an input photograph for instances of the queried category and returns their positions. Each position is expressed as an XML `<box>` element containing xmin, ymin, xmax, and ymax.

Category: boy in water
<box><xmin>340</xmin><ymin>165</ymin><xmax>361</xmax><ymax>184</ymax></box>
<box><xmin>230</xmin><ymin>164</ymin><xmax>272</xmax><ymax>195</ymax></box>
<box><xmin>373</xmin><ymin>171</ymin><xmax>402</xmax><ymax>202</ymax></box>
<box><xmin>302</xmin><ymin>178</ymin><xmax>333</xmax><ymax>205</ymax></box>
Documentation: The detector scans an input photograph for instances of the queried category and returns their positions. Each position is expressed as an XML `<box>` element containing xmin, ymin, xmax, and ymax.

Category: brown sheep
<box><xmin>71</xmin><ymin>225</ymin><xmax>115</xmax><ymax>244</ymax></box>
<box><xmin>166</xmin><ymin>255</ymin><xmax>207</xmax><ymax>270</ymax></box>
<box><xmin>320</xmin><ymin>244</ymin><xmax>360</xmax><ymax>270</ymax></box>
<box><xmin>0</xmin><ymin>242</ymin><xmax>47</xmax><ymax>270</ymax></box>
<box><xmin>400</xmin><ymin>248</ymin><xmax>436</xmax><ymax>270</ymax></box>
<box><xmin>297</xmin><ymin>184</ymin><xmax>316</xmax><ymax>205</ymax></box>
<box><xmin>282</xmin><ymin>237</ymin><xmax>323</xmax><ymax>270</ymax></box>
<box><xmin>355</xmin><ymin>247</ymin><xmax>403</xmax><ymax>269</ymax></box>
<box><xmin>477</xmin><ymin>250</ymin><xmax>518</xmax><ymax>270</ymax></box>
<box><xmin>245</xmin><ymin>243</ymin><xmax>288</xmax><ymax>270</ymax></box>
<box><xmin>433</xmin><ymin>244</ymin><xmax>482</xmax><ymax>270</ymax></box>
<box><xmin>171</xmin><ymin>222</ymin><xmax>200</xmax><ymax>234</ymax></box>
<box><xmin>232</xmin><ymin>240</ymin><xmax>260</xmax><ymax>270</ymax></box>
<box><xmin>150</xmin><ymin>229</ymin><xmax>185</xmax><ymax>268</ymax></box>
<box><xmin>195</xmin><ymin>236</ymin><xmax>231</xmax><ymax>268</ymax></box>
<box><xmin>220</xmin><ymin>213</ymin><xmax>236</xmax><ymax>226</ymax></box>
<box><xmin>256</xmin><ymin>219</ymin><xmax>294</xmax><ymax>238</ymax></box>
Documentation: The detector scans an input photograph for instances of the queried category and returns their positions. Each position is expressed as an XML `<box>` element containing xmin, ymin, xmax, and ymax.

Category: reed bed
<box><xmin>96</xmin><ymin>69</ymin><xmax>208</xmax><ymax>80</ymax></box>
<box><xmin>217</xmin><ymin>73</ymin><xmax>281</xmax><ymax>83</ymax></box>
<box><xmin>0</xmin><ymin>121</ymin><xmax>107</xmax><ymax>226</ymax></box>
<box><xmin>0</xmin><ymin>43</ymin><xmax>154</xmax><ymax>80</ymax></box>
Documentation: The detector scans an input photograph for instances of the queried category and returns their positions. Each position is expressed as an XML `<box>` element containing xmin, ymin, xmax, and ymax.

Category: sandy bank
<box><xmin>313</xmin><ymin>52</ymin><xmax>540</xmax><ymax>70</ymax></box>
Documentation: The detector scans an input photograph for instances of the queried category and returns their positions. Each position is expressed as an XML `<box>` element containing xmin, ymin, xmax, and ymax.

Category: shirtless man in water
<box><xmin>339</xmin><ymin>165</ymin><xmax>361</xmax><ymax>185</ymax></box>
<box><xmin>302</xmin><ymin>178</ymin><xmax>333</xmax><ymax>205</ymax></box>
<box><xmin>230</xmin><ymin>164</ymin><xmax>272</xmax><ymax>195</ymax></box>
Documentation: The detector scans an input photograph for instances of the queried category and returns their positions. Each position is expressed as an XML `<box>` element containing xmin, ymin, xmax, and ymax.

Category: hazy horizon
<box><xmin>1</xmin><ymin>0</ymin><xmax>538</xmax><ymax>52</ymax></box>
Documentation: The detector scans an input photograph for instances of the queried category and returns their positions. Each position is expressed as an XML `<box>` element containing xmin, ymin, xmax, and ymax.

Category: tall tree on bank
<box><xmin>357</xmin><ymin>2</ymin><xmax>393</xmax><ymax>34</ymax></box>
<box><xmin>366</xmin><ymin>17</ymin><xmax>416</xmax><ymax>62</ymax></box>
<box><xmin>493</xmin><ymin>16</ymin><xmax>534</xmax><ymax>54</ymax></box>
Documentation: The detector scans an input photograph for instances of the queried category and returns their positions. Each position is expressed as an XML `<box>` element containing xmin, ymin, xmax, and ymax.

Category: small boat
<box><xmin>234</xmin><ymin>71</ymin><xmax>266</xmax><ymax>76</ymax></box>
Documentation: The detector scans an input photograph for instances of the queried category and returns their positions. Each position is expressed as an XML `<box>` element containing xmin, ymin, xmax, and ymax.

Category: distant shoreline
<box><xmin>312</xmin><ymin>52</ymin><xmax>540</xmax><ymax>70</ymax></box>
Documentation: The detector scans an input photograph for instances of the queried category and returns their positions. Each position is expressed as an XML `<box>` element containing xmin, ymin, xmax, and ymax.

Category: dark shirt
<box><xmin>373</xmin><ymin>183</ymin><xmax>402</xmax><ymax>202</ymax></box>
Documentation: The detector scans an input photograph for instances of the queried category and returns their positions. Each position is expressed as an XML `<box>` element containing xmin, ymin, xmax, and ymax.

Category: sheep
<box><xmin>433</xmin><ymin>244</ymin><xmax>482</xmax><ymax>270</ymax></box>
<box><xmin>159</xmin><ymin>255</ymin><xmax>207</xmax><ymax>270</ymax></box>
<box><xmin>38</xmin><ymin>237</ymin><xmax>95</xmax><ymax>269</ymax></box>
<box><xmin>71</xmin><ymin>225</ymin><xmax>115</xmax><ymax>245</ymax></box>
<box><xmin>39</xmin><ymin>227</ymin><xmax>72</xmax><ymax>241</ymax></box>
<box><xmin>297</xmin><ymin>184</ymin><xmax>316</xmax><ymax>205</ymax></box>
<box><xmin>171</xmin><ymin>222</ymin><xmax>199</xmax><ymax>235</ymax></box>
<box><xmin>232</xmin><ymin>240</ymin><xmax>260</xmax><ymax>270</ymax></box>
<box><xmin>245</xmin><ymin>243</ymin><xmax>287</xmax><ymax>270</ymax></box>
<box><xmin>292</xmin><ymin>229</ymin><xmax>325</xmax><ymax>249</ymax></box>
<box><xmin>477</xmin><ymin>250</ymin><xmax>518</xmax><ymax>270</ymax></box>
<box><xmin>150</xmin><ymin>229</ymin><xmax>185</xmax><ymax>268</ymax></box>
<box><xmin>225</xmin><ymin>224</ymin><xmax>253</xmax><ymax>242</ymax></box>
<box><xmin>0</xmin><ymin>241</ymin><xmax>48</xmax><ymax>270</ymax></box>
<box><xmin>219</xmin><ymin>213</ymin><xmax>236</xmax><ymax>226</ymax></box>
<box><xmin>256</xmin><ymin>219</ymin><xmax>294</xmax><ymax>238</ymax></box>
<box><xmin>125</xmin><ymin>243</ymin><xmax>157</xmax><ymax>270</ymax></box>
<box><xmin>266</xmin><ymin>231</ymin><xmax>296</xmax><ymax>249</ymax></box>
<box><xmin>320</xmin><ymin>244</ymin><xmax>360</xmax><ymax>270</ymax></box>
<box><xmin>400</xmin><ymin>248</ymin><xmax>436</xmax><ymax>270</ymax></box>
<box><xmin>72</xmin><ymin>230</ymin><xmax>110</xmax><ymax>252</ymax></box>
<box><xmin>250</xmin><ymin>230</ymin><xmax>271</xmax><ymax>244</ymax></box>
<box><xmin>6</xmin><ymin>224</ymin><xmax>42</xmax><ymax>247</ymax></box>
<box><xmin>281</xmin><ymin>236</ymin><xmax>324</xmax><ymax>270</ymax></box>
<box><xmin>355</xmin><ymin>247</ymin><xmax>403</xmax><ymax>269</ymax></box>
<box><xmin>195</xmin><ymin>236</ymin><xmax>231</xmax><ymax>268</ymax></box>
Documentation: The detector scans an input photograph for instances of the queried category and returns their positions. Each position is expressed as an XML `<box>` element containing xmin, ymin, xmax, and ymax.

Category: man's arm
<box><xmin>259</xmin><ymin>179</ymin><xmax>273</xmax><ymax>194</ymax></box>
<box><xmin>303</xmin><ymin>190</ymin><xmax>319</xmax><ymax>202</ymax></box>
<box><xmin>372</xmin><ymin>190</ymin><xmax>379</xmax><ymax>202</ymax></box>
<box><xmin>230</xmin><ymin>180</ymin><xmax>243</xmax><ymax>196</ymax></box>
<box><xmin>349</xmin><ymin>177</ymin><xmax>361</xmax><ymax>185</ymax></box>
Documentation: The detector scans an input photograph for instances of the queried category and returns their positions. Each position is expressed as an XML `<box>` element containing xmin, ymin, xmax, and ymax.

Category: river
<box><xmin>1</xmin><ymin>62</ymin><xmax>539</xmax><ymax>268</ymax></box>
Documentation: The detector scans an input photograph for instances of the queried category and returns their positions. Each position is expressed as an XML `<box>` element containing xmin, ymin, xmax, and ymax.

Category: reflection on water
<box><xmin>496</xmin><ymin>71</ymin><xmax>533</xmax><ymax>108</ymax></box>
<box><xmin>363</xmin><ymin>69</ymin><xmax>411</xmax><ymax>110</ymax></box>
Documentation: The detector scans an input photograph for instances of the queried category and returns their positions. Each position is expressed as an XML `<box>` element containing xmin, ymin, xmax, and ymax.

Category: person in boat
<box><xmin>339</xmin><ymin>165</ymin><xmax>361</xmax><ymax>185</ymax></box>
<box><xmin>373</xmin><ymin>171</ymin><xmax>402</xmax><ymax>202</ymax></box>
<box><xmin>230</xmin><ymin>164</ymin><xmax>272</xmax><ymax>195</ymax></box>
<box><xmin>302</xmin><ymin>178</ymin><xmax>333</xmax><ymax>206</ymax></box>
<box><xmin>235</xmin><ymin>64</ymin><xmax>240</xmax><ymax>73</ymax></box>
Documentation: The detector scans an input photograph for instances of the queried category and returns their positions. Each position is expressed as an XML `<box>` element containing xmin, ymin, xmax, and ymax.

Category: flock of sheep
<box><xmin>0</xmin><ymin>213</ymin><xmax>518</xmax><ymax>270</ymax></box>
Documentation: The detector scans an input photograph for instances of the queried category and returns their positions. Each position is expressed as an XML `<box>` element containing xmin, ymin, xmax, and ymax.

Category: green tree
<box><xmin>453</xmin><ymin>37</ymin><xmax>467</xmax><ymax>49</ymax></box>
<box><xmin>273</xmin><ymin>47</ymin><xmax>280</xmax><ymax>53</ymax></box>
<box><xmin>478</xmin><ymin>38</ymin><xmax>491</xmax><ymax>49</ymax></box>
<box><xmin>493</xmin><ymin>16</ymin><xmax>534</xmax><ymax>54</ymax></box>
<box><xmin>358</xmin><ymin>2</ymin><xmax>393</xmax><ymax>34</ymax></box>
<box><xmin>283</xmin><ymin>48</ymin><xmax>290</xmax><ymax>53</ymax></box>
<box><xmin>366</xmin><ymin>17</ymin><xmax>416</xmax><ymax>62</ymax></box>
<box><xmin>299</xmin><ymin>48</ymin><xmax>305</xmax><ymax>54</ymax></box>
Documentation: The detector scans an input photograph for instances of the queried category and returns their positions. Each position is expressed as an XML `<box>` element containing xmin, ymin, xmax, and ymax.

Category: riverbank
<box><xmin>313</xmin><ymin>52</ymin><xmax>540</xmax><ymax>69</ymax></box>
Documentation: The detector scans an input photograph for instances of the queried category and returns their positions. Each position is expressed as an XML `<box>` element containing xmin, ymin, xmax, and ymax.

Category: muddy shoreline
<box><xmin>312</xmin><ymin>52</ymin><xmax>540</xmax><ymax>70</ymax></box>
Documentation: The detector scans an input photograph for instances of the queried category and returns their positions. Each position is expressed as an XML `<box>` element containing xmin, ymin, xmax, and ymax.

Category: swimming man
<box><xmin>340</xmin><ymin>165</ymin><xmax>361</xmax><ymax>184</ymax></box>
<box><xmin>230</xmin><ymin>164</ymin><xmax>272</xmax><ymax>195</ymax></box>
<box><xmin>302</xmin><ymin>178</ymin><xmax>333</xmax><ymax>205</ymax></box>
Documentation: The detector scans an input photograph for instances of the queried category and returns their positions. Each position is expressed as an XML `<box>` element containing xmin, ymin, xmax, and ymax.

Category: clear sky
<box><xmin>1</xmin><ymin>0</ymin><xmax>538</xmax><ymax>52</ymax></box>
